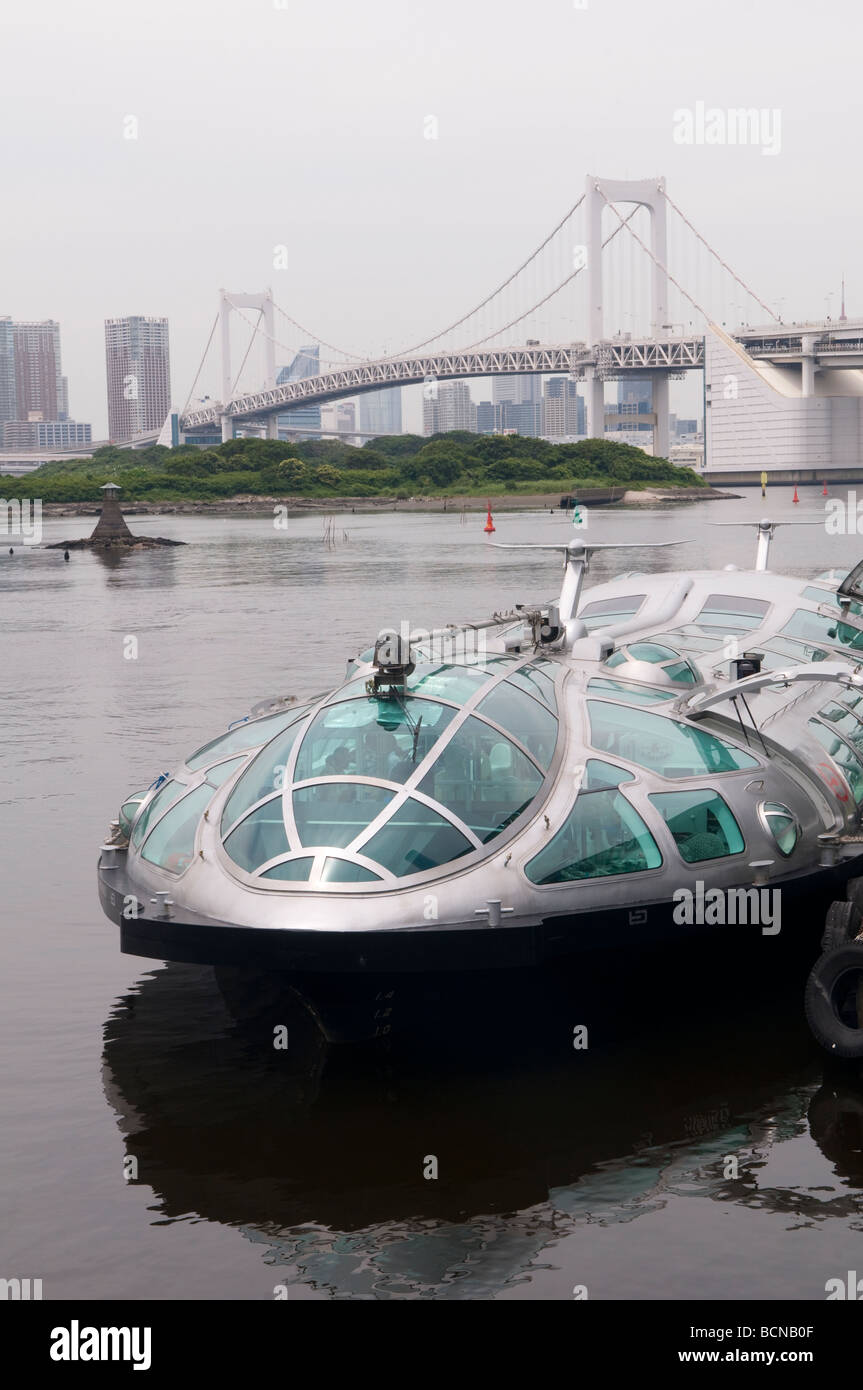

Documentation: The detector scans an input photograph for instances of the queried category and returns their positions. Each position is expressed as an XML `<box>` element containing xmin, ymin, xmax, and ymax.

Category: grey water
<box><xmin>3</xmin><ymin>487</ymin><xmax>863</xmax><ymax>1301</ymax></box>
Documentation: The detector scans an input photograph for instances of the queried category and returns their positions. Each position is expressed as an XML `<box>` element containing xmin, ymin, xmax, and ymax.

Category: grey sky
<box><xmin>1</xmin><ymin>0</ymin><xmax>859</xmax><ymax>436</ymax></box>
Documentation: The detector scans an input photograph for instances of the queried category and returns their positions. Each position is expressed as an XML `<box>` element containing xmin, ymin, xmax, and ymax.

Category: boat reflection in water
<box><xmin>101</xmin><ymin>944</ymin><xmax>863</xmax><ymax>1298</ymax></box>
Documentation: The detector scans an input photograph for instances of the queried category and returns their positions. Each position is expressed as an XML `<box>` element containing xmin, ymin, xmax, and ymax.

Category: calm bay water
<box><xmin>3</xmin><ymin>486</ymin><xmax>863</xmax><ymax>1301</ymax></box>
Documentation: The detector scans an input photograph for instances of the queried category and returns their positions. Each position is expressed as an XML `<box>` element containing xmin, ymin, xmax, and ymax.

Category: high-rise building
<box><xmin>360</xmin><ymin>386</ymin><xmax>402</xmax><ymax>439</ymax></box>
<box><xmin>0</xmin><ymin>318</ymin><xmax>16</xmax><ymax>423</ymax></box>
<box><xmin>12</xmin><ymin>320</ymin><xmax>65</xmax><ymax>420</ymax></box>
<box><xmin>1</xmin><ymin>419</ymin><xmax>92</xmax><ymax>449</ymax></box>
<box><xmin>105</xmin><ymin>316</ymin><xmax>171</xmax><ymax>442</ymax></box>
<box><xmin>476</xmin><ymin>401</ymin><xmax>495</xmax><ymax>434</ymax></box>
<box><xmin>492</xmin><ymin>371</ymin><xmax>542</xmax><ymax>408</ymax></box>
<box><xmin>497</xmin><ymin>400</ymin><xmax>542</xmax><ymax>437</ymax></box>
<box><xmin>423</xmin><ymin>381</ymin><xmax>476</xmax><ymax>435</ymax></box>
<box><xmin>278</xmin><ymin>345</ymin><xmax>322</xmax><ymax>437</ymax></box>
<box><xmin>543</xmin><ymin>377</ymin><xmax>584</xmax><ymax>437</ymax></box>
<box><xmin>615</xmin><ymin>378</ymin><xmax>652</xmax><ymax>432</ymax></box>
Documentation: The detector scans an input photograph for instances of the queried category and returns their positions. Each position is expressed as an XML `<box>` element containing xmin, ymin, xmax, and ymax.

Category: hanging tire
<box><xmin>821</xmin><ymin>899</ymin><xmax>861</xmax><ymax>954</ymax></box>
<box><xmin>804</xmin><ymin>943</ymin><xmax>863</xmax><ymax>1058</ymax></box>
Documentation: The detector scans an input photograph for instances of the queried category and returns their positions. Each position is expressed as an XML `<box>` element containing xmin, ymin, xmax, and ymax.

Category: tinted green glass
<box><xmin>649</xmin><ymin>789</ymin><xmax>744</xmax><ymax>862</ymax></box>
<box><xmin>582</xmin><ymin>759</ymin><xmax>635</xmax><ymax>790</ymax></box>
<box><xmin>587</xmin><ymin>702</ymin><xmax>758</xmax><ymax>777</ymax></box>
<box><xmin>321</xmin><ymin>859</ymin><xmax>383</xmax><ymax>883</ymax></box>
<box><xmin>187</xmin><ymin>708</ymin><xmax>309</xmax><ymax>771</ymax></box>
<box><xmin>810</xmin><ymin>720</ymin><xmax>863</xmax><ymax>803</ymax></box>
<box><xmin>405</xmin><ymin>663</ymin><xmax>492</xmax><ymax>703</ymax></box>
<box><xmin>525</xmin><ymin>789</ymin><xmax>661</xmax><ymax>884</ymax></box>
<box><xmin>578</xmin><ymin>595</ymin><xmax>646</xmax><ymax>631</ymax></box>
<box><xmin>294</xmin><ymin>698</ymin><xmax>455</xmax><ymax>783</ymax></box>
<box><xmin>293</xmin><ymin>782</ymin><xmax>394</xmax><ymax>849</ymax></box>
<box><xmin>605</xmin><ymin>651</ymin><xmax>627</xmax><ymax>668</ymax></box>
<box><xmin>695</xmin><ymin>595</ymin><xmax>769</xmax><ymax>631</ymax></box>
<box><xmin>418</xmin><ymin>715</ymin><xmax>542</xmax><ymax>841</ymax></box>
<box><xmin>223</xmin><ymin>798</ymin><xmax>290</xmax><ymax>871</ymax></box>
<box><xmin>782</xmin><ymin>609</ymin><xmax>863</xmax><ymax>653</ymax></box>
<box><xmin>508</xmin><ymin>664</ymin><xmax>558</xmax><ymax>713</ymax></box>
<box><xmin>362</xmin><ymin>799</ymin><xmax>473</xmax><ymax>876</ymax></box>
<box><xmin>205</xmin><ymin>756</ymin><xmax>246</xmax><ymax>788</ymax></box>
<box><xmin>131</xmin><ymin>779</ymin><xmax>185</xmax><ymax>849</ymax></box>
<box><xmin>663</xmin><ymin>660</ymin><xmax>698</xmax><ymax>685</ymax></box>
<box><xmin>587</xmin><ymin>678</ymin><xmax>673</xmax><ymax>705</ymax></box>
<box><xmin>259</xmin><ymin>857</ymin><xmax>314</xmax><ymax>882</ymax></box>
<box><xmin>763</xmin><ymin>802</ymin><xmax>798</xmax><ymax>856</ymax></box>
<box><xmin>627</xmin><ymin>643</ymin><xmax>678</xmax><ymax>663</ymax></box>
<box><xmin>119</xmin><ymin>793</ymin><xmax>147</xmax><ymax>837</ymax></box>
<box><xmin>140</xmin><ymin>783</ymin><xmax>213</xmax><ymax>873</ymax></box>
<box><xmin>475</xmin><ymin>681</ymin><xmax>558</xmax><ymax>769</ymax></box>
<box><xmin>220</xmin><ymin>723</ymin><xmax>304</xmax><ymax>833</ymax></box>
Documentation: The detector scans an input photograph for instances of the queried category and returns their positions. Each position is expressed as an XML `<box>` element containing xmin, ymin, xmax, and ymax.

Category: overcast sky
<box><xmin>1</xmin><ymin>0</ymin><xmax>860</xmax><ymax>436</ymax></box>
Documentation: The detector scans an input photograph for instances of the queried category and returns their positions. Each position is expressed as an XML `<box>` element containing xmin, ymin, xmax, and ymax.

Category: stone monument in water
<box><xmin>49</xmin><ymin>484</ymin><xmax>184</xmax><ymax>550</ymax></box>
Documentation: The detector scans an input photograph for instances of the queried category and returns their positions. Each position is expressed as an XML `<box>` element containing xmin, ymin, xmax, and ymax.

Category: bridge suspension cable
<box><xmin>462</xmin><ymin>204</ymin><xmax>640</xmax><ymax>349</ymax></box>
<box><xmin>598</xmin><ymin>187</ymin><xmax>712</xmax><ymax>324</ymax></box>
<box><xmin>180</xmin><ymin>313</ymin><xmax>219</xmax><ymax>416</ymax></box>
<box><xmin>662</xmin><ymin>190</ymin><xmax>780</xmax><ymax>323</ymax></box>
<box><xmin>394</xmin><ymin>192</ymin><xmax>587</xmax><ymax>356</ymax></box>
<box><xmin>231</xmin><ymin>309</ymin><xmax>265</xmax><ymax>395</ymax></box>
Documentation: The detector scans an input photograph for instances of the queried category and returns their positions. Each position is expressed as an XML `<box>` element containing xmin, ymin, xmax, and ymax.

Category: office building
<box><xmin>12</xmin><ymin>320</ymin><xmax>66</xmax><ymax>420</ymax></box>
<box><xmin>277</xmin><ymin>345</ymin><xmax>322</xmax><ymax>437</ymax></box>
<box><xmin>542</xmin><ymin>377</ymin><xmax>585</xmax><ymax>437</ymax></box>
<box><xmin>0</xmin><ymin>318</ymin><xmax>15</xmax><ymax>423</ymax></box>
<box><xmin>423</xmin><ymin>381</ymin><xmax>476</xmax><ymax>435</ymax></box>
<box><xmin>105</xmin><ymin>316</ymin><xmax>171</xmax><ymax>442</ymax></box>
<box><xmin>360</xmin><ymin>386</ymin><xmax>402</xmax><ymax>439</ymax></box>
<box><xmin>1</xmin><ymin>419</ymin><xmax>92</xmax><ymax>449</ymax></box>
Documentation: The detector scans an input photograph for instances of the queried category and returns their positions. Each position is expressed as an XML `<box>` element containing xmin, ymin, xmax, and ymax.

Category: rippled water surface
<box><xmin>3</xmin><ymin>488</ymin><xmax>863</xmax><ymax>1300</ymax></box>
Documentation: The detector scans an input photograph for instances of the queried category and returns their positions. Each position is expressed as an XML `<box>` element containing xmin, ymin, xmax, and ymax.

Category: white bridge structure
<box><xmin>172</xmin><ymin>175</ymin><xmax>863</xmax><ymax>480</ymax></box>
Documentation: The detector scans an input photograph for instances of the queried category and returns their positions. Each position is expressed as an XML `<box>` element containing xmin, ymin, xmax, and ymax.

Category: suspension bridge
<box><xmin>168</xmin><ymin>175</ymin><xmax>863</xmax><ymax>479</ymax></box>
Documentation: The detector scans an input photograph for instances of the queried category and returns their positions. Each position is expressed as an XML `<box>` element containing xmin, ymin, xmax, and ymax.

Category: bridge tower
<box><xmin>585</xmin><ymin>176</ymin><xmax>670</xmax><ymax>459</ymax></box>
<box><xmin>219</xmin><ymin>289</ymin><xmax>277</xmax><ymax>442</ymax></box>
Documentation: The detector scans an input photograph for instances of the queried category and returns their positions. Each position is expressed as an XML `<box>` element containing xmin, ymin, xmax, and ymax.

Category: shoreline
<box><xmin>39</xmin><ymin>486</ymin><xmax>736</xmax><ymax>519</ymax></box>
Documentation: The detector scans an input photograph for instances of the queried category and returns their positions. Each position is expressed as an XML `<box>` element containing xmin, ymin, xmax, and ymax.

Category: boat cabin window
<box><xmin>293</xmin><ymin>783</ymin><xmax>395</xmax><ymax>849</ymax></box>
<box><xmin>294</xmin><ymin>697</ymin><xmax>457</xmax><ymax>784</ymax></box>
<box><xmin>186</xmin><ymin>706</ymin><xmax>311</xmax><ymax>771</ymax></box>
<box><xmin>781</xmin><ymin>609</ymin><xmax>863</xmax><ymax>653</ymax></box>
<box><xmin>140</xmin><ymin>783</ymin><xmax>214</xmax><ymax>874</ymax></box>
<box><xmin>604</xmin><ymin>643</ymin><xmax>700</xmax><ymax>686</ymax></box>
<box><xmin>578</xmin><ymin>594</ymin><xmax>646</xmax><ymax>631</ymax></box>
<box><xmin>809</xmin><ymin>720</ymin><xmax>863</xmax><ymax>803</ymax></box>
<box><xmin>648</xmin><ymin>790</ymin><xmax>744</xmax><ymax>863</ymax></box>
<box><xmin>759</xmin><ymin>802</ymin><xmax>799</xmax><ymax>857</ymax></box>
<box><xmin>587</xmin><ymin>678</ymin><xmax>673</xmax><ymax>705</ymax></box>
<box><xmin>359</xmin><ymin>799</ymin><xmax>474</xmax><ymax>877</ymax></box>
<box><xmin>694</xmin><ymin>595</ymin><xmax>770</xmax><ymax>633</ymax></box>
<box><xmin>418</xmin><ymin>716</ymin><xmax>542</xmax><ymax>842</ymax></box>
<box><xmin>130</xmin><ymin>778</ymin><xmax>185</xmax><ymax>849</ymax></box>
<box><xmin>758</xmin><ymin>635</ymin><xmax>829</xmax><ymax>665</ymax></box>
<box><xmin>586</xmin><ymin>702</ymin><xmax>759</xmax><ymax>778</ymax></box>
<box><xmin>525</xmin><ymin>780</ymin><xmax>661</xmax><ymax>884</ymax></box>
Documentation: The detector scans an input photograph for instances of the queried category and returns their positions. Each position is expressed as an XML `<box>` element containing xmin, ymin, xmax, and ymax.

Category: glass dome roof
<box><xmin>214</xmin><ymin>658</ymin><xmax>560</xmax><ymax>887</ymax></box>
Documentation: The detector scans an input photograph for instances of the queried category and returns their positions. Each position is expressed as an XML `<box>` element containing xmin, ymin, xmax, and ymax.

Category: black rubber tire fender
<box><xmin>821</xmin><ymin>899</ymin><xmax>862</xmax><ymax>954</ymax></box>
<box><xmin>846</xmin><ymin>875</ymin><xmax>863</xmax><ymax>920</ymax></box>
<box><xmin>805</xmin><ymin>942</ymin><xmax>863</xmax><ymax>1059</ymax></box>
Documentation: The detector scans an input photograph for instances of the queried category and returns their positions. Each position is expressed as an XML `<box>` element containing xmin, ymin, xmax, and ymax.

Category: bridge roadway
<box><xmin>180</xmin><ymin>321</ymin><xmax>863</xmax><ymax>436</ymax></box>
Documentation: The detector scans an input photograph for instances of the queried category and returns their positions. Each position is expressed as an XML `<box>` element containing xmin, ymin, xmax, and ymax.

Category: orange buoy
<box><xmin>792</xmin><ymin>486</ymin><xmax>799</xmax><ymax>504</ymax></box>
<box><xmin>822</xmin><ymin>480</ymin><xmax>828</xmax><ymax>496</ymax></box>
<box><xmin>484</xmin><ymin>501</ymin><xmax>495</xmax><ymax>534</ymax></box>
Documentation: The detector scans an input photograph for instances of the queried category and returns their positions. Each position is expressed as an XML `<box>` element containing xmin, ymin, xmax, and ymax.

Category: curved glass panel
<box><xmin>663</xmin><ymin>660</ymin><xmax>698</xmax><ymax>685</ymax></box>
<box><xmin>475</xmin><ymin>682</ymin><xmax>558</xmax><ymax>769</ymax></box>
<box><xmin>695</xmin><ymin>595</ymin><xmax>769</xmax><ymax>632</ymax></box>
<box><xmin>627</xmin><ymin>643</ymin><xmax>678</xmax><ymax>663</ymax></box>
<box><xmin>582</xmin><ymin>759</ymin><xmax>635</xmax><ymax>790</ymax></box>
<box><xmin>294</xmin><ymin>698</ymin><xmax>455</xmax><ymax>784</ymax></box>
<box><xmin>119</xmin><ymin>793</ymin><xmax>147</xmax><ymax>837</ymax></box>
<box><xmin>810</xmin><ymin>720</ymin><xmax>863</xmax><ymax>803</ymax></box>
<box><xmin>507</xmin><ymin>663</ymin><xmax>558</xmax><ymax>713</ymax></box>
<box><xmin>220</xmin><ymin>723</ymin><xmax>305</xmax><ymax>834</ymax></box>
<box><xmin>525</xmin><ymin>789</ymin><xmax>661</xmax><ymax>884</ymax></box>
<box><xmin>761</xmin><ymin>801</ymin><xmax>798</xmax><ymax>856</ymax></box>
<box><xmin>649</xmin><ymin>790</ymin><xmax>744</xmax><ymax>862</ymax></box>
<box><xmin>418</xmin><ymin>716</ymin><xmax>542</xmax><ymax>842</ymax></box>
<box><xmin>187</xmin><ymin>708</ymin><xmax>309</xmax><ymax>772</ymax></box>
<box><xmin>140</xmin><ymin>783</ymin><xmax>213</xmax><ymax>873</ymax></box>
<box><xmin>259</xmin><ymin>857</ymin><xmax>314</xmax><ymax>882</ymax></box>
<box><xmin>293</xmin><ymin>782</ymin><xmax>394</xmax><ymax>849</ymax></box>
<box><xmin>760</xmin><ymin>635</ymin><xmax>829</xmax><ymax>664</ymax></box>
<box><xmin>578</xmin><ymin>594</ymin><xmax>646</xmax><ymax>631</ymax></box>
<box><xmin>321</xmin><ymin>858</ymin><xmax>383</xmax><ymax>883</ymax></box>
<box><xmin>587</xmin><ymin>678</ymin><xmax>673</xmax><ymax>705</ymax></box>
<box><xmin>782</xmin><ymin>609</ymin><xmax>863</xmax><ymax>653</ymax></box>
<box><xmin>587</xmin><ymin>702</ymin><xmax>759</xmax><ymax>777</ymax></box>
<box><xmin>205</xmin><ymin>756</ymin><xmax>246</xmax><ymax>788</ymax></box>
<box><xmin>361</xmin><ymin>799</ymin><xmax>473</xmax><ymax>877</ymax></box>
<box><xmin>224</xmin><ymin>798</ymin><xmax>290</xmax><ymax>871</ymax></box>
<box><xmin>131</xmin><ymin>779</ymin><xmax>185</xmax><ymax>849</ymax></box>
<box><xmin>405</xmin><ymin>663</ymin><xmax>491</xmax><ymax>703</ymax></box>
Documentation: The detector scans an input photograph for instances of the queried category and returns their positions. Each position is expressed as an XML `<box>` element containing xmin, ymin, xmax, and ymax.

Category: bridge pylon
<box><xmin>218</xmin><ymin>289</ymin><xmax>277</xmax><ymax>442</ymax></box>
<box><xmin>585</xmin><ymin>176</ymin><xmax>670</xmax><ymax>458</ymax></box>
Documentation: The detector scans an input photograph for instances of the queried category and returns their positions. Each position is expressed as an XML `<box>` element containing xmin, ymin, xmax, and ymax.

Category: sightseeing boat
<box><xmin>98</xmin><ymin>520</ymin><xmax>863</xmax><ymax>1049</ymax></box>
